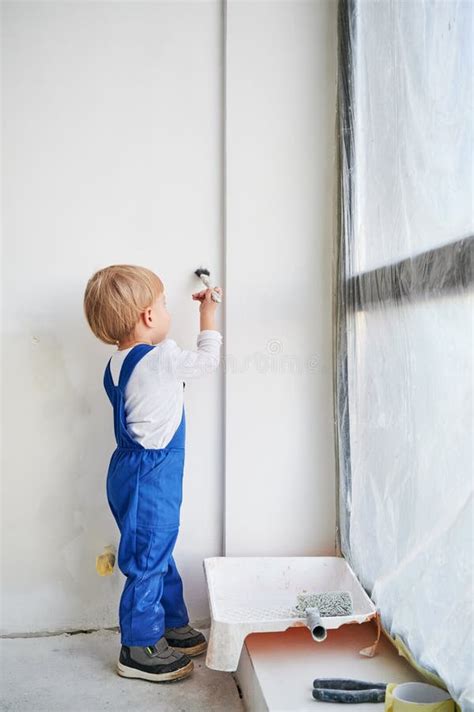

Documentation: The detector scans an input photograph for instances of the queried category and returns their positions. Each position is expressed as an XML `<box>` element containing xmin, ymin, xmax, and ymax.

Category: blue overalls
<box><xmin>103</xmin><ymin>344</ymin><xmax>190</xmax><ymax>647</ymax></box>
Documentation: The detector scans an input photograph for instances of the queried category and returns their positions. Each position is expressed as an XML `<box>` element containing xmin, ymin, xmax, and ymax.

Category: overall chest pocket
<box><xmin>137</xmin><ymin>449</ymin><xmax>185</xmax><ymax>530</ymax></box>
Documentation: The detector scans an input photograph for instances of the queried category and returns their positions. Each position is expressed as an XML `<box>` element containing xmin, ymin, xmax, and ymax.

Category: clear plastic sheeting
<box><xmin>335</xmin><ymin>1</ymin><xmax>473</xmax><ymax>710</ymax></box>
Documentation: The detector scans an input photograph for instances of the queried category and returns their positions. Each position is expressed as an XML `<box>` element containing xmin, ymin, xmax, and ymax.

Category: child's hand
<box><xmin>192</xmin><ymin>287</ymin><xmax>222</xmax><ymax>331</ymax></box>
<box><xmin>192</xmin><ymin>287</ymin><xmax>223</xmax><ymax>313</ymax></box>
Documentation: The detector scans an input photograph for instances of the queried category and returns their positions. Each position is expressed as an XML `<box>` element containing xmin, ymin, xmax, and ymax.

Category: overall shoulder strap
<box><xmin>103</xmin><ymin>358</ymin><xmax>115</xmax><ymax>405</ymax></box>
<box><xmin>118</xmin><ymin>344</ymin><xmax>156</xmax><ymax>392</ymax></box>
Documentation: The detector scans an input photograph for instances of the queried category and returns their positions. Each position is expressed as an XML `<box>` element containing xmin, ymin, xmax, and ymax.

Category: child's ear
<box><xmin>143</xmin><ymin>307</ymin><xmax>153</xmax><ymax>325</ymax></box>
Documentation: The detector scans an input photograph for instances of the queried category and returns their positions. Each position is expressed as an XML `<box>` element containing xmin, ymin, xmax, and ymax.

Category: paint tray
<box><xmin>202</xmin><ymin>556</ymin><xmax>377</xmax><ymax>671</ymax></box>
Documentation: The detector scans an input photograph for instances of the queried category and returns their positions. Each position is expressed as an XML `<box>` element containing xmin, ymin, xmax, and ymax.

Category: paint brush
<box><xmin>194</xmin><ymin>267</ymin><xmax>222</xmax><ymax>303</ymax></box>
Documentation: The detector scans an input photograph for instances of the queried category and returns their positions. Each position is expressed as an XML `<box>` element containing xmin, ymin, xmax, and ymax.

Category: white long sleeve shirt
<box><xmin>108</xmin><ymin>329</ymin><xmax>223</xmax><ymax>449</ymax></box>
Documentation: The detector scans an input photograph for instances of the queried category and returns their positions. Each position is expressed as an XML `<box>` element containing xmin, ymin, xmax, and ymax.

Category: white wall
<box><xmin>1</xmin><ymin>0</ymin><xmax>223</xmax><ymax>634</ymax></box>
<box><xmin>1</xmin><ymin>0</ymin><xmax>337</xmax><ymax>635</ymax></box>
<box><xmin>225</xmin><ymin>0</ymin><xmax>338</xmax><ymax>555</ymax></box>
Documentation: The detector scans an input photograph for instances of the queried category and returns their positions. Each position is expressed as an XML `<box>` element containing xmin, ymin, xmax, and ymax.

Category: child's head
<box><xmin>83</xmin><ymin>265</ymin><xmax>170</xmax><ymax>346</ymax></box>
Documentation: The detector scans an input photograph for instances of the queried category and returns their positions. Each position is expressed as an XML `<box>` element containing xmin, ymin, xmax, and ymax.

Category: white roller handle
<box><xmin>306</xmin><ymin>606</ymin><xmax>328</xmax><ymax>642</ymax></box>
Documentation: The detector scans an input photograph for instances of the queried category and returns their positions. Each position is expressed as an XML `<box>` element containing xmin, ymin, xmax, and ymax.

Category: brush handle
<box><xmin>198</xmin><ymin>274</ymin><xmax>222</xmax><ymax>303</ymax></box>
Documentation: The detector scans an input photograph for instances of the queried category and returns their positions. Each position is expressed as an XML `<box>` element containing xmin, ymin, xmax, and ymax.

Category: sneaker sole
<box><xmin>117</xmin><ymin>659</ymin><xmax>194</xmax><ymax>683</ymax></box>
<box><xmin>168</xmin><ymin>640</ymin><xmax>207</xmax><ymax>657</ymax></box>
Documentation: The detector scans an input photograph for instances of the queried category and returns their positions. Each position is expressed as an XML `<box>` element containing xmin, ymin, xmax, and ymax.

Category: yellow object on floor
<box><xmin>96</xmin><ymin>545</ymin><xmax>116</xmax><ymax>576</ymax></box>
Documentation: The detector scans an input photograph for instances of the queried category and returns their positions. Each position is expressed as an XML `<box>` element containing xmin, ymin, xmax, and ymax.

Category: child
<box><xmin>83</xmin><ymin>264</ymin><xmax>223</xmax><ymax>683</ymax></box>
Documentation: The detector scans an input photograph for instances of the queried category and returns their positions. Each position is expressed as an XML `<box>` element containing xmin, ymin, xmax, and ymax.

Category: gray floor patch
<box><xmin>0</xmin><ymin>628</ymin><xmax>244</xmax><ymax>712</ymax></box>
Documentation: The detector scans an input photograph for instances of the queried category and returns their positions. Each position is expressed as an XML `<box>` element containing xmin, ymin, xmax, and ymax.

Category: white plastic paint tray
<box><xmin>203</xmin><ymin>556</ymin><xmax>377</xmax><ymax>671</ymax></box>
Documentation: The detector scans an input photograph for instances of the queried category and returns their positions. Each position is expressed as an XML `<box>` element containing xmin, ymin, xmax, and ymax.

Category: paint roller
<box><xmin>194</xmin><ymin>267</ymin><xmax>222</xmax><ymax>303</ymax></box>
<box><xmin>295</xmin><ymin>591</ymin><xmax>353</xmax><ymax>642</ymax></box>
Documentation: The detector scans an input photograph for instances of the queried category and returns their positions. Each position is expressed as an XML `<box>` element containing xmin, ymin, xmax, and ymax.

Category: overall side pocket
<box><xmin>136</xmin><ymin>449</ymin><xmax>184</xmax><ymax>530</ymax></box>
<box><xmin>138</xmin><ymin>450</ymin><xmax>171</xmax><ymax>482</ymax></box>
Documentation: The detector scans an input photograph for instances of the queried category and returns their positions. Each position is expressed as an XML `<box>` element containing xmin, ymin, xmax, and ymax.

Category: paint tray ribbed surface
<box><xmin>202</xmin><ymin>556</ymin><xmax>377</xmax><ymax>671</ymax></box>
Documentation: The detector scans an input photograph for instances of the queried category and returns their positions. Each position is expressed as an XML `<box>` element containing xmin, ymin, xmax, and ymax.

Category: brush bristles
<box><xmin>195</xmin><ymin>267</ymin><xmax>210</xmax><ymax>278</ymax></box>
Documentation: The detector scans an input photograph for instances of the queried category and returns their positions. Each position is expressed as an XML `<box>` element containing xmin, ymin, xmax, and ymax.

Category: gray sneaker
<box><xmin>117</xmin><ymin>636</ymin><xmax>194</xmax><ymax>683</ymax></box>
<box><xmin>164</xmin><ymin>624</ymin><xmax>207</xmax><ymax>656</ymax></box>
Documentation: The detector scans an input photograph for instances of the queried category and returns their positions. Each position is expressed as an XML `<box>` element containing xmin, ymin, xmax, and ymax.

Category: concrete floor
<box><xmin>0</xmin><ymin>628</ymin><xmax>244</xmax><ymax>712</ymax></box>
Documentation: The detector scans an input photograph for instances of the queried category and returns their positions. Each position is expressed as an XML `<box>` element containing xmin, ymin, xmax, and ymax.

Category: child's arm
<box><xmin>165</xmin><ymin>287</ymin><xmax>223</xmax><ymax>379</ymax></box>
<box><xmin>195</xmin><ymin>286</ymin><xmax>222</xmax><ymax>332</ymax></box>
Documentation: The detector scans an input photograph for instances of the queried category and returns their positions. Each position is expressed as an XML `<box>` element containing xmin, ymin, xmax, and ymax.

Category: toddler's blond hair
<box><xmin>83</xmin><ymin>265</ymin><xmax>164</xmax><ymax>345</ymax></box>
